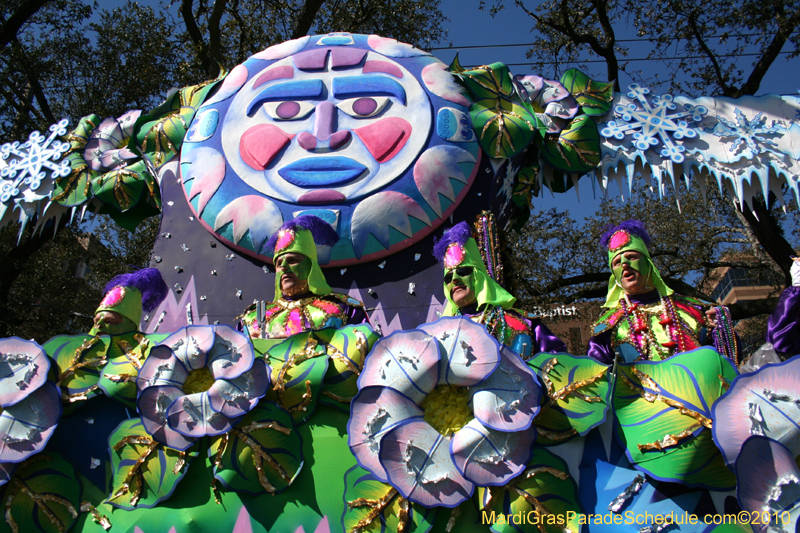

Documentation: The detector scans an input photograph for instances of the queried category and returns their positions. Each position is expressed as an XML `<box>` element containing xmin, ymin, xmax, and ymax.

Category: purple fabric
<box><xmin>529</xmin><ymin>318</ymin><xmax>568</xmax><ymax>354</ymax></box>
<box><xmin>587</xmin><ymin>329</ymin><xmax>615</xmax><ymax>365</ymax></box>
<box><xmin>766</xmin><ymin>286</ymin><xmax>800</xmax><ymax>356</ymax></box>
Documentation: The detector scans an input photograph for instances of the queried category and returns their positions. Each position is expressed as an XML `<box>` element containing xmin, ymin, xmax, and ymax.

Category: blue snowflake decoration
<box><xmin>0</xmin><ymin>119</ymin><xmax>72</xmax><ymax>204</ymax></box>
<box><xmin>705</xmin><ymin>108</ymin><xmax>784</xmax><ymax>159</ymax></box>
<box><xmin>600</xmin><ymin>84</ymin><xmax>707</xmax><ymax>164</ymax></box>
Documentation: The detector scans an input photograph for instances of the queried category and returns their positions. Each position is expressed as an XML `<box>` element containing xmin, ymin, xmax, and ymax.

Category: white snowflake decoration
<box><xmin>0</xmin><ymin>118</ymin><xmax>72</xmax><ymax>204</ymax></box>
<box><xmin>706</xmin><ymin>108</ymin><xmax>784</xmax><ymax>159</ymax></box>
<box><xmin>600</xmin><ymin>84</ymin><xmax>708</xmax><ymax>164</ymax></box>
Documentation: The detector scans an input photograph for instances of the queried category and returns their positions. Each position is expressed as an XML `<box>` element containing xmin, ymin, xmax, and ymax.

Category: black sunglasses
<box><xmin>444</xmin><ymin>267</ymin><xmax>473</xmax><ymax>284</ymax></box>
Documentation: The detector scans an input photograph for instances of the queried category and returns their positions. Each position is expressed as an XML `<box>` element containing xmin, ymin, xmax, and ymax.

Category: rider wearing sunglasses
<box><xmin>433</xmin><ymin>222</ymin><xmax>566</xmax><ymax>358</ymax></box>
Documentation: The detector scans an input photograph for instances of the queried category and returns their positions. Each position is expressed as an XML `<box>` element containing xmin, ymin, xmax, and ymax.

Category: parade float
<box><xmin>0</xmin><ymin>33</ymin><xmax>799</xmax><ymax>533</ymax></box>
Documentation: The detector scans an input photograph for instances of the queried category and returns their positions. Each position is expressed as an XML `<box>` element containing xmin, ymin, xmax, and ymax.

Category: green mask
<box><xmin>603</xmin><ymin>228</ymin><xmax>672</xmax><ymax>308</ymax></box>
<box><xmin>445</xmin><ymin>267</ymin><xmax>477</xmax><ymax>307</ymax></box>
<box><xmin>279</xmin><ymin>255</ymin><xmax>312</xmax><ymax>280</ymax></box>
<box><xmin>272</xmin><ymin>227</ymin><xmax>332</xmax><ymax>298</ymax></box>
<box><xmin>441</xmin><ymin>238</ymin><xmax>515</xmax><ymax>316</ymax></box>
<box><xmin>89</xmin><ymin>311</ymin><xmax>138</xmax><ymax>336</ymax></box>
<box><xmin>612</xmin><ymin>252</ymin><xmax>651</xmax><ymax>283</ymax></box>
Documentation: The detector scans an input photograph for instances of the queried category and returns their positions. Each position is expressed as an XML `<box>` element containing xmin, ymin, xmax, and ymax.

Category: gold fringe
<box><xmin>348</xmin><ymin>488</ymin><xmax>398</xmax><ymax>533</ymax></box>
<box><xmin>638</xmin><ymin>423</ymin><xmax>703</xmax><ymax>452</ymax></box>
<box><xmin>80</xmin><ymin>502</ymin><xmax>111</xmax><ymax>531</ymax></box>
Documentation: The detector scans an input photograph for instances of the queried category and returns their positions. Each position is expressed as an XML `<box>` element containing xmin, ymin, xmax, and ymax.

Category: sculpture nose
<box><xmin>298</xmin><ymin>101</ymin><xmax>351</xmax><ymax>151</ymax></box>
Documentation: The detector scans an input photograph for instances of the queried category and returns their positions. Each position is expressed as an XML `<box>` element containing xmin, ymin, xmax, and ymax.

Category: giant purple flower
<box><xmin>0</xmin><ymin>337</ymin><xmax>62</xmax><ymax>480</ymax></box>
<box><xmin>514</xmin><ymin>75</ymin><xmax>578</xmax><ymax>134</ymax></box>
<box><xmin>83</xmin><ymin>110</ymin><xmax>141</xmax><ymax>172</ymax></box>
<box><xmin>348</xmin><ymin>317</ymin><xmax>541</xmax><ymax>508</ymax></box>
<box><xmin>137</xmin><ymin>325</ymin><xmax>270</xmax><ymax>451</ymax></box>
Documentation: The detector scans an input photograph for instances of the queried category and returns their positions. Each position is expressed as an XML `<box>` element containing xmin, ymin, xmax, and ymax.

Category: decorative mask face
<box><xmin>445</xmin><ymin>266</ymin><xmax>476</xmax><ymax>308</ymax></box>
<box><xmin>276</xmin><ymin>252</ymin><xmax>312</xmax><ymax>297</ymax></box>
<box><xmin>90</xmin><ymin>310</ymin><xmax>136</xmax><ymax>336</ymax></box>
<box><xmin>223</xmin><ymin>48</ymin><xmax>432</xmax><ymax>204</ymax></box>
<box><xmin>180</xmin><ymin>33</ymin><xmax>481</xmax><ymax>266</ymax></box>
<box><xmin>611</xmin><ymin>250</ymin><xmax>652</xmax><ymax>295</ymax></box>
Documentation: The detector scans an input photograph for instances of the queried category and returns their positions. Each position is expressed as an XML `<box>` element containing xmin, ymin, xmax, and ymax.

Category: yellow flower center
<box><xmin>421</xmin><ymin>385</ymin><xmax>473</xmax><ymax>436</ymax></box>
<box><xmin>184</xmin><ymin>367</ymin><xmax>215</xmax><ymax>395</ymax></box>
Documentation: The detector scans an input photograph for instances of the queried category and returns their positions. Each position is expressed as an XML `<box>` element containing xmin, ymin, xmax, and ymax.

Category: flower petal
<box><xmin>348</xmin><ymin>386</ymin><xmax>424</xmax><ymax>482</ymax></box>
<box><xmin>0</xmin><ymin>462</ymin><xmax>14</xmax><ymax>486</ymax></box>
<box><xmin>0</xmin><ymin>337</ymin><xmax>50</xmax><ymax>407</ymax></box>
<box><xmin>137</xmin><ymin>345</ymin><xmax>189</xmax><ymax>391</ymax></box>
<box><xmin>471</xmin><ymin>348</ymin><xmax>541</xmax><ymax>432</ymax></box>
<box><xmin>419</xmin><ymin>317</ymin><xmax>501</xmax><ymax>387</ymax></box>
<box><xmin>358</xmin><ymin>330</ymin><xmax>440</xmax><ymax>404</ymax></box>
<box><xmin>450</xmin><ymin>418</ymin><xmax>536</xmax><ymax>486</ymax></box>
<box><xmin>207</xmin><ymin>359</ymin><xmax>269</xmax><ymax>417</ymax></box>
<box><xmin>0</xmin><ymin>382</ymin><xmax>61</xmax><ymax>462</ymax></box>
<box><xmin>161</xmin><ymin>326</ymin><xmax>215</xmax><ymax>371</ymax></box>
<box><xmin>736</xmin><ymin>436</ymin><xmax>800</xmax><ymax>533</ymax></box>
<box><xmin>167</xmin><ymin>392</ymin><xmax>234</xmax><ymax>438</ymax></box>
<box><xmin>379</xmin><ymin>419</ymin><xmax>473</xmax><ymax>507</ymax></box>
<box><xmin>137</xmin><ymin>385</ymin><xmax>196</xmax><ymax>451</ymax></box>
<box><xmin>208</xmin><ymin>325</ymin><xmax>255</xmax><ymax>380</ymax></box>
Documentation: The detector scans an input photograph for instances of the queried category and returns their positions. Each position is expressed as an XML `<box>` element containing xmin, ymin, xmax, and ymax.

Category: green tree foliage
<box><xmin>505</xmin><ymin>179</ymin><xmax>795</xmax><ymax>322</ymax></box>
<box><xmin>0</xmin><ymin>215</ymin><xmax>159</xmax><ymax>342</ymax></box>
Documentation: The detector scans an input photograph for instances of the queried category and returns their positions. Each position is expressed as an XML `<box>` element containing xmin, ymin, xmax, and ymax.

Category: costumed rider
<box><xmin>766</xmin><ymin>257</ymin><xmax>800</xmax><ymax>358</ymax></box>
<box><xmin>238</xmin><ymin>215</ymin><xmax>369</xmax><ymax>339</ymax></box>
<box><xmin>588</xmin><ymin>220</ymin><xmax>740</xmax><ymax>364</ymax></box>
<box><xmin>433</xmin><ymin>221</ymin><xmax>566</xmax><ymax>358</ymax></box>
<box><xmin>90</xmin><ymin>268</ymin><xmax>168</xmax><ymax>337</ymax></box>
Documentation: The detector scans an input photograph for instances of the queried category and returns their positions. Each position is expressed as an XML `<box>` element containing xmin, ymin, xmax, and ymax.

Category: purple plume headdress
<box><xmin>103</xmin><ymin>268</ymin><xmax>168</xmax><ymax>313</ymax></box>
<box><xmin>599</xmin><ymin>219</ymin><xmax>651</xmax><ymax>250</ymax></box>
<box><xmin>266</xmin><ymin>215</ymin><xmax>340</xmax><ymax>252</ymax></box>
<box><xmin>433</xmin><ymin>222</ymin><xmax>473</xmax><ymax>264</ymax></box>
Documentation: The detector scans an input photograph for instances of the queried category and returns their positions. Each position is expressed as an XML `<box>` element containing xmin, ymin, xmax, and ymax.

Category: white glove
<box><xmin>792</xmin><ymin>259</ymin><xmax>800</xmax><ymax>287</ymax></box>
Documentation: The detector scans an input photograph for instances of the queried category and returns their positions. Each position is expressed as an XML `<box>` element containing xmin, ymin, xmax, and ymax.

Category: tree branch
<box><xmin>292</xmin><ymin>0</ymin><xmax>327</xmax><ymax>39</ymax></box>
<box><xmin>180</xmin><ymin>0</ymin><xmax>211</xmax><ymax>75</ymax></box>
<box><xmin>737</xmin><ymin>10</ymin><xmax>800</xmax><ymax>96</ymax></box>
<box><xmin>0</xmin><ymin>0</ymin><xmax>51</xmax><ymax>49</ymax></box>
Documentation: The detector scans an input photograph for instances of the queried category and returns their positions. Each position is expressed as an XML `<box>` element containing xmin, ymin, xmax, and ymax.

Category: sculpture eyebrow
<box><xmin>246</xmin><ymin>79</ymin><xmax>325</xmax><ymax>116</ymax></box>
<box><xmin>331</xmin><ymin>76</ymin><xmax>407</xmax><ymax>105</ymax></box>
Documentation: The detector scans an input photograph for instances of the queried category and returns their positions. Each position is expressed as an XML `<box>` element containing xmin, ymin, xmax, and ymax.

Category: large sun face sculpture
<box><xmin>180</xmin><ymin>33</ymin><xmax>480</xmax><ymax>266</ymax></box>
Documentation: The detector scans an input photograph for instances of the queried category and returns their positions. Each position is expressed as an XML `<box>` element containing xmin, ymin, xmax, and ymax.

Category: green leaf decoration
<box><xmin>130</xmin><ymin>73</ymin><xmax>224</xmax><ymax>168</ymax></box>
<box><xmin>52</xmin><ymin>152</ymin><xmax>97</xmax><ymax>207</ymax></box>
<box><xmin>262</xmin><ymin>332</ymin><xmax>330</xmax><ymax>424</ymax></box>
<box><xmin>98</xmin><ymin>334</ymin><xmax>156</xmax><ymax>408</ymax></box>
<box><xmin>0</xmin><ymin>452</ymin><xmax>81</xmax><ymax>533</ymax></box>
<box><xmin>64</xmin><ymin>114</ymin><xmax>100</xmax><ymax>151</ymax></box>
<box><xmin>559</xmin><ymin>69</ymin><xmax>615</xmax><ymax>116</ymax></box>
<box><xmin>106</xmin><ymin>418</ymin><xmax>198</xmax><ymax>510</ymax></box>
<box><xmin>341</xmin><ymin>465</ymin><xmax>437</xmax><ymax>533</ymax></box>
<box><xmin>47</xmin><ymin>334</ymin><xmax>109</xmax><ymax>403</ymax></box>
<box><xmin>540</xmin><ymin>115</ymin><xmax>602</xmax><ymax>172</ymax></box>
<box><xmin>317</xmin><ymin>325</ymin><xmax>379</xmax><ymax>410</ymax></box>
<box><xmin>613</xmin><ymin>347</ymin><xmax>737</xmax><ymax>490</ymax></box>
<box><xmin>477</xmin><ymin>448</ymin><xmax>581</xmax><ymax>533</ymax></box>
<box><xmin>91</xmin><ymin>160</ymin><xmax>150</xmax><ymax>212</ymax></box>
<box><xmin>210</xmin><ymin>402</ymin><xmax>302</xmax><ymax>495</ymax></box>
<box><xmin>448</xmin><ymin>53</ymin><xmax>466</xmax><ymax>74</ymax></box>
<box><xmin>470</xmin><ymin>98</ymin><xmax>543</xmax><ymax>159</ymax></box>
<box><xmin>528</xmin><ymin>353</ymin><xmax>610</xmax><ymax>445</ymax></box>
<box><xmin>460</xmin><ymin>63</ymin><xmax>514</xmax><ymax>100</ymax></box>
